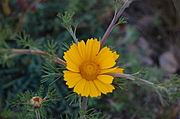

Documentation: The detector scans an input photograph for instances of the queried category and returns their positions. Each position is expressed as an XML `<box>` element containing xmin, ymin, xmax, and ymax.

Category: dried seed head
<box><xmin>30</xmin><ymin>96</ymin><xmax>43</xmax><ymax>108</ymax></box>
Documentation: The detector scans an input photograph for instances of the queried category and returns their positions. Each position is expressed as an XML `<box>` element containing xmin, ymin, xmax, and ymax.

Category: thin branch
<box><xmin>10</xmin><ymin>49</ymin><xmax>66</xmax><ymax>66</ymax></box>
<box><xmin>100</xmin><ymin>13</ymin><xmax>116</xmax><ymax>48</ymax></box>
<box><xmin>100</xmin><ymin>0</ymin><xmax>132</xmax><ymax>47</ymax></box>
<box><xmin>109</xmin><ymin>73</ymin><xmax>168</xmax><ymax>105</ymax></box>
<box><xmin>108</xmin><ymin>73</ymin><xmax>155</xmax><ymax>86</ymax></box>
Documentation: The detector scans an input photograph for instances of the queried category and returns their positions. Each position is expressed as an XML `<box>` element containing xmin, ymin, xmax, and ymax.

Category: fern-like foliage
<box><xmin>57</xmin><ymin>11</ymin><xmax>79</xmax><ymax>43</ymax></box>
<box><xmin>16</xmin><ymin>32</ymin><xmax>39</xmax><ymax>49</ymax></box>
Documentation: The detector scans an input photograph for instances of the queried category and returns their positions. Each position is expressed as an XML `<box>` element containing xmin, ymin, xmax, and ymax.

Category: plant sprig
<box><xmin>57</xmin><ymin>11</ymin><xmax>79</xmax><ymax>44</ymax></box>
<box><xmin>16</xmin><ymin>32</ymin><xmax>39</xmax><ymax>49</ymax></box>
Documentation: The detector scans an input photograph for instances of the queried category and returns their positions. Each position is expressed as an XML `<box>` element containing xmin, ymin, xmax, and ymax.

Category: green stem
<box><xmin>35</xmin><ymin>110</ymin><xmax>40</xmax><ymax>119</ymax></box>
<box><xmin>80</xmin><ymin>97</ymin><xmax>87</xmax><ymax>119</ymax></box>
<box><xmin>38</xmin><ymin>110</ymin><xmax>41</xmax><ymax>119</ymax></box>
<box><xmin>68</xmin><ymin>27</ymin><xmax>78</xmax><ymax>44</ymax></box>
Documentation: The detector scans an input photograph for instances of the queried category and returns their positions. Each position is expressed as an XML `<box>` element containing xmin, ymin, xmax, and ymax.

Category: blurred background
<box><xmin>0</xmin><ymin>0</ymin><xmax>179</xmax><ymax>119</ymax></box>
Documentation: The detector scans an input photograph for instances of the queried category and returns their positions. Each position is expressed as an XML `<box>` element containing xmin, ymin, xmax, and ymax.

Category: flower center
<box><xmin>80</xmin><ymin>62</ymin><xmax>99</xmax><ymax>81</ymax></box>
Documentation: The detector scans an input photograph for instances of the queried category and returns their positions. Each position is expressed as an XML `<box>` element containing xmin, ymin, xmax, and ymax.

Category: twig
<box><xmin>100</xmin><ymin>0</ymin><xmax>132</xmax><ymax>47</ymax></box>
<box><xmin>10</xmin><ymin>49</ymin><xmax>66</xmax><ymax>66</ymax></box>
<box><xmin>107</xmin><ymin>73</ymin><xmax>135</xmax><ymax>80</ymax></box>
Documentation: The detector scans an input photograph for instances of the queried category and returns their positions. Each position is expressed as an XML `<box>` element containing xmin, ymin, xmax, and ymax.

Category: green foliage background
<box><xmin>0</xmin><ymin>0</ymin><xmax>179</xmax><ymax>119</ymax></box>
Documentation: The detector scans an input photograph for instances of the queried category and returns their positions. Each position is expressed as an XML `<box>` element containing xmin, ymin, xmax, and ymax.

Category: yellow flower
<box><xmin>63</xmin><ymin>38</ymin><xmax>124</xmax><ymax>97</ymax></box>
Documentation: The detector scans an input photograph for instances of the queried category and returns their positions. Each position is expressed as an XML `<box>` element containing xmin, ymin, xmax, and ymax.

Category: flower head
<box><xmin>63</xmin><ymin>38</ymin><xmax>124</xmax><ymax>97</ymax></box>
<box><xmin>30</xmin><ymin>96</ymin><xmax>43</xmax><ymax>108</ymax></box>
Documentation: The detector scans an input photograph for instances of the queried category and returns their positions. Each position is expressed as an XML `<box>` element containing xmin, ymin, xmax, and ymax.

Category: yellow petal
<box><xmin>77</xmin><ymin>40</ymin><xmax>86</xmax><ymax>59</ymax></box>
<box><xmin>99</xmin><ymin>67</ymin><xmax>124</xmax><ymax>74</ymax></box>
<box><xmin>94</xmin><ymin>80</ymin><xmax>112</xmax><ymax>94</ymax></box>
<box><xmin>113</xmin><ymin>51</ymin><xmax>119</xmax><ymax>60</ymax></box>
<box><xmin>89</xmin><ymin>81</ymin><xmax>101</xmax><ymax>97</ymax></box>
<box><xmin>81</xmin><ymin>81</ymin><xmax>90</xmax><ymax>97</ymax></box>
<box><xmin>97</xmin><ymin>75</ymin><xmax>114</xmax><ymax>84</ymax></box>
<box><xmin>64</xmin><ymin>43</ymin><xmax>82</xmax><ymax>65</ymax></box>
<box><xmin>63</xmin><ymin>70</ymin><xmax>78</xmax><ymax>81</ymax></box>
<box><xmin>105</xmin><ymin>84</ymin><xmax>115</xmax><ymax>92</ymax></box>
<box><xmin>63</xmin><ymin>43</ymin><xmax>82</xmax><ymax>72</ymax></box>
<box><xmin>85</xmin><ymin>39</ymin><xmax>93</xmax><ymax>60</ymax></box>
<box><xmin>86</xmin><ymin>38</ymin><xmax>100</xmax><ymax>60</ymax></box>
<box><xmin>66</xmin><ymin>61</ymin><xmax>79</xmax><ymax>72</ymax></box>
<box><xmin>110</xmin><ymin>68</ymin><xmax>124</xmax><ymax>74</ymax></box>
<box><xmin>95</xmin><ymin>47</ymin><xmax>116</xmax><ymax>69</ymax></box>
<box><xmin>63</xmin><ymin>71</ymin><xmax>82</xmax><ymax>88</ymax></box>
<box><xmin>73</xmin><ymin>78</ymin><xmax>86</xmax><ymax>95</ymax></box>
<box><xmin>99</xmin><ymin>67</ymin><xmax>118</xmax><ymax>74</ymax></box>
<box><xmin>91</xmin><ymin>39</ymin><xmax>100</xmax><ymax>57</ymax></box>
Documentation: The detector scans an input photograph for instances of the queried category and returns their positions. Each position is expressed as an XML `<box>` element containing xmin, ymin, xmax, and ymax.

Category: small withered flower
<box><xmin>30</xmin><ymin>96</ymin><xmax>43</xmax><ymax>108</ymax></box>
